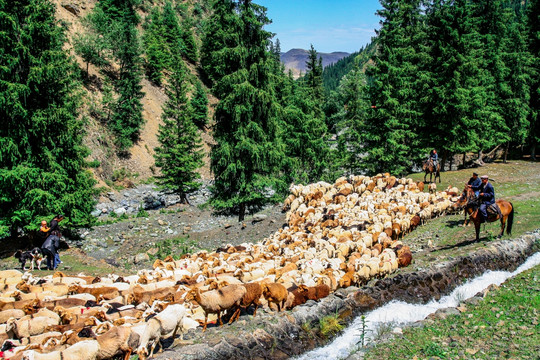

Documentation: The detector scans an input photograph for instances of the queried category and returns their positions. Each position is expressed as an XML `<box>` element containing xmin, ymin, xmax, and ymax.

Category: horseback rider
<box><xmin>429</xmin><ymin>149</ymin><xmax>438</xmax><ymax>170</ymax></box>
<box><xmin>478</xmin><ymin>175</ymin><xmax>495</xmax><ymax>223</ymax></box>
<box><xmin>467</xmin><ymin>172</ymin><xmax>481</xmax><ymax>197</ymax></box>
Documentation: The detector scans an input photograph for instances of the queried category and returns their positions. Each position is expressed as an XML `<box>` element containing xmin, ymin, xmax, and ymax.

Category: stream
<box><xmin>297</xmin><ymin>252</ymin><xmax>540</xmax><ymax>360</ymax></box>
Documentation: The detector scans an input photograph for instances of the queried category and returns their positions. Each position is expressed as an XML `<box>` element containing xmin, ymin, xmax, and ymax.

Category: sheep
<box><xmin>261</xmin><ymin>283</ymin><xmax>287</xmax><ymax>312</ymax></box>
<box><xmin>190</xmin><ymin>285</ymin><xmax>246</xmax><ymax>331</ymax></box>
<box><xmin>0</xmin><ymin>308</ymin><xmax>25</xmax><ymax>324</ymax></box>
<box><xmin>22</xmin><ymin>339</ymin><xmax>99</xmax><ymax>360</ymax></box>
<box><xmin>7</xmin><ymin>316</ymin><xmax>59</xmax><ymax>339</ymax></box>
<box><xmin>136</xmin><ymin>304</ymin><xmax>188</xmax><ymax>360</ymax></box>
<box><xmin>228</xmin><ymin>282</ymin><xmax>263</xmax><ymax>323</ymax></box>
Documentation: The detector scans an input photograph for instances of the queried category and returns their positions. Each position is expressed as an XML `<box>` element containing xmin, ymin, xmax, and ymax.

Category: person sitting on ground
<box><xmin>429</xmin><ymin>149</ymin><xmax>438</xmax><ymax>169</ymax></box>
<box><xmin>467</xmin><ymin>172</ymin><xmax>482</xmax><ymax>197</ymax></box>
<box><xmin>478</xmin><ymin>175</ymin><xmax>495</xmax><ymax>223</ymax></box>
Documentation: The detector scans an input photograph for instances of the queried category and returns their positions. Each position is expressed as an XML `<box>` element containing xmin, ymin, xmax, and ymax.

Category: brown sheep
<box><xmin>261</xmin><ymin>283</ymin><xmax>287</xmax><ymax>312</ymax></box>
<box><xmin>395</xmin><ymin>245</ymin><xmax>413</xmax><ymax>267</ymax></box>
<box><xmin>68</xmin><ymin>285</ymin><xmax>120</xmax><ymax>301</ymax></box>
<box><xmin>228</xmin><ymin>282</ymin><xmax>263</xmax><ymax>323</ymax></box>
<box><xmin>190</xmin><ymin>285</ymin><xmax>246</xmax><ymax>331</ymax></box>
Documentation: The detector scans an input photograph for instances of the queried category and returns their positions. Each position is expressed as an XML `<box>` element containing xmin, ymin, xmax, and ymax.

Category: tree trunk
<box><xmin>476</xmin><ymin>149</ymin><xmax>485</xmax><ymax>166</ymax></box>
<box><xmin>503</xmin><ymin>142</ymin><xmax>509</xmax><ymax>164</ymax></box>
<box><xmin>462</xmin><ymin>153</ymin><xmax>466</xmax><ymax>169</ymax></box>
<box><xmin>449</xmin><ymin>153</ymin><xmax>454</xmax><ymax>171</ymax></box>
<box><xmin>238</xmin><ymin>203</ymin><xmax>246</xmax><ymax>222</ymax></box>
<box><xmin>441</xmin><ymin>149</ymin><xmax>448</xmax><ymax>172</ymax></box>
<box><xmin>532</xmin><ymin>143</ymin><xmax>537</xmax><ymax>162</ymax></box>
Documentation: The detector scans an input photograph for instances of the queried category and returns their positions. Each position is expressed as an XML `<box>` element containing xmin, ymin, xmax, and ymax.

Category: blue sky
<box><xmin>257</xmin><ymin>0</ymin><xmax>382</xmax><ymax>53</ymax></box>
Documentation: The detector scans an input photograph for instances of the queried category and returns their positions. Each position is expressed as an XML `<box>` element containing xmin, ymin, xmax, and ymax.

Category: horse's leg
<box><xmin>498</xmin><ymin>215</ymin><xmax>506</xmax><ymax>239</ymax></box>
<box><xmin>424</xmin><ymin>172</ymin><xmax>427</xmax><ymax>183</ymax></box>
<box><xmin>475</xmin><ymin>221</ymin><xmax>480</xmax><ymax>241</ymax></box>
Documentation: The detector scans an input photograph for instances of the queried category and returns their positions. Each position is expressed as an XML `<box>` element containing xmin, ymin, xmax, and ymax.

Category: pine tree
<box><xmin>423</xmin><ymin>0</ymin><xmax>484</xmax><ymax>168</ymax></box>
<box><xmin>209</xmin><ymin>0</ymin><xmax>284</xmax><ymax>221</ymax></box>
<box><xmin>86</xmin><ymin>0</ymin><xmax>145</xmax><ymax>153</ymax></box>
<box><xmin>281</xmin><ymin>74</ymin><xmax>330</xmax><ymax>184</ymax></box>
<box><xmin>362</xmin><ymin>0</ymin><xmax>426</xmax><ymax>176</ymax></box>
<box><xmin>337</xmin><ymin>57</ymin><xmax>370</xmax><ymax>175</ymax></box>
<box><xmin>200</xmin><ymin>0</ymin><xmax>242</xmax><ymax>89</ymax></box>
<box><xmin>154</xmin><ymin>58</ymin><xmax>204</xmax><ymax>203</ymax></box>
<box><xmin>181</xmin><ymin>17</ymin><xmax>198</xmax><ymax>63</ymax></box>
<box><xmin>527</xmin><ymin>0</ymin><xmax>540</xmax><ymax>160</ymax></box>
<box><xmin>305</xmin><ymin>44</ymin><xmax>324</xmax><ymax>105</ymax></box>
<box><xmin>191</xmin><ymin>80</ymin><xmax>209</xmax><ymax>129</ymax></box>
<box><xmin>0</xmin><ymin>0</ymin><xmax>96</xmax><ymax>238</ymax></box>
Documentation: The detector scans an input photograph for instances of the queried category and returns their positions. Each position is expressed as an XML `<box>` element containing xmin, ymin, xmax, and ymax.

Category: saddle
<box><xmin>487</xmin><ymin>203</ymin><xmax>502</xmax><ymax>218</ymax></box>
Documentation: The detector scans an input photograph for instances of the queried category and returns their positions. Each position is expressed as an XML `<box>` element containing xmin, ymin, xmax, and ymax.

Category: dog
<box><xmin>14</xmin><ymin>248</ymin><xmax>44</xmax><ymax>271</ymax></box>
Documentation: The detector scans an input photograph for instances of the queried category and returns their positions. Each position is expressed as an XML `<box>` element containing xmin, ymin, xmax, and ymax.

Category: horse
<box><xmin>423</xmin><ymin>159</ymin><xmax>440</xmax><ymax>183</ymax></box>
<box><xmin>453</xmin><ymin>185</ymin><xmax>475</xmax><ymax>226</ymax></box>
<box><xmin>459</xmin><ymin>187</ymin><xmax>514</xmax><ymax>241</ymax></box>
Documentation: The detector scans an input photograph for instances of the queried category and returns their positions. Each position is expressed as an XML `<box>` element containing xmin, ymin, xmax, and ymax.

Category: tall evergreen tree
<box><xmin>362</xmin><ymin>0</ymin><xmax>426</xmax><ymax>175</ymax></box>
<box><xmin>191</xmin><ymin>80</ymin><xmax>209</xmax><ymax>129</ymax></box>
<box><xmin>87</xmin><ymin>0</ymin><xmax>145</xmax><ymax>153</ymax></box>
<box><xmin>423</xmin><ymin>0</ymin><xmax>485</xmax><ymax>168</ymax></box>
<box><xmin>0</xmin><ymin>0</ymin><xmax>96</xmax><ymax>238</ymax></box>
<box><xmin>200</xmin><ymin>0</ymin><xmax>242</xmax><ymax>89</ymax></box>
<box><xmin>154</xmin><ymin>58</ymin><xmax>204</xmax><ymax>203</ymax></box>
<box><xmin>209</xmin><ymin>0</ymin><xmax>284</xmax><ymax>221</ymax></box>
<box><xmin>281</xmin><ymin>73</ymin><xmax>330</xmax><ymax>184</ymax></box>
<box><xmin>527</xmin><ymin>0</ymin><xmax>540</xmax><ymax>160</ymax></box>
<box><xmin>305</xmin><ymin>44</ymin><xmax>324</xmax><ymax>104</ymax></box>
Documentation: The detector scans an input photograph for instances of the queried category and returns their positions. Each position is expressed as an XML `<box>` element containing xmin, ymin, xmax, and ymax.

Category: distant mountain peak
<box><xmin>280</xmin><ymin>48</ymin><xmax>350</xmax><ymax>79</ymax></box>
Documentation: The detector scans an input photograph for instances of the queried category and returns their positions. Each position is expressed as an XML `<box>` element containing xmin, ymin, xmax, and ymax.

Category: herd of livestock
<box><xmin>0</xmin><ymin>173</ymin><xmax>461</xmax><ymax>359</ymax></box>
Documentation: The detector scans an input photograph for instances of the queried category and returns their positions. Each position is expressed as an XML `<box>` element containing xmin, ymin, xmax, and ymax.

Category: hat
<box><xmin>472</xmin><ymin>172</ymin><xmax>478</xmax><ymax>176</ymax></box>
<box><xmin>480</xmin><ymin>175</ymin><xmax>488</xmax><ymax>179</ymax></box>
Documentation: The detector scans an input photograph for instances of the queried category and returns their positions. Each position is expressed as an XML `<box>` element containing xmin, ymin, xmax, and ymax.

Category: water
<box><xmin>297</xmin><ymin>252</ymin><xmax>540</xmax><ymax>360</ymax></box>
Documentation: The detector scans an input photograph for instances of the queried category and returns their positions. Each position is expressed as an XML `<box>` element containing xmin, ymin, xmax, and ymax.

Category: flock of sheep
<box><xmin>0</xmin><ymin>173</ymin><xmax>461</xmax><ymax>360</ymax></box>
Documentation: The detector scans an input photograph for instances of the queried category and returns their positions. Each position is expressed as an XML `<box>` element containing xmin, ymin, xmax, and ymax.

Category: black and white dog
<box><xmin>14</xmin><ymin>248</ymin><xmax>44</xmax><ymax>271</ymax></box>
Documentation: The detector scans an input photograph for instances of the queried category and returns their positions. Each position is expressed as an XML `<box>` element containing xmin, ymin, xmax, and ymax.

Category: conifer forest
<box><xmin>1</xmin><ymin>0</ymin><xmax>539</xmax><ymax>235</ymax></box>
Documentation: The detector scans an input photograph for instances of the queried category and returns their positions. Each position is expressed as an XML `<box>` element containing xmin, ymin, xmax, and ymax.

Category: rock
<box><xmin>134</xmin><ymin>253</ymin><xmax>149</xmax><ymax>264</ymax></box>
<box><xmin>147</xmin><ymin>248</ymin><xmax>159</xmax><ymax>256</ymax></box>
<box><xmin>183</xmin><ymin>226</ymin><xmax>191</xmax><ymax>234</ymax></box>
<box><xmin>252</xmin><ymin>214</ymin><xmax>267</xmax><ymax>223</ymax></box>
<box><xmin>62</xmin><ymin>3</ymin><xmax>80</xmax><ymax>16</ymax></box>
<box><xmin>430</xmin><ymin>307</ymin><xmax>460</xmax><ymax>320</ymax></box>
<box><xmin>157</xmin><ymin>219</ymin><xmax>166</xmax><ymax>226</ymax></box>
<box><xmin>91</xmin><ymin>209</ymin><xmax>101</xmax><ymax>217</ymax></box>
<box><xmin>114</xmin><ymin>207</ymin><xmax>126</xmax><ymax>216</ymax></box>
<box><xmin>392</xmin><ymin>327</ymin><xmax>403</xmax><ymax>334</ymax></box>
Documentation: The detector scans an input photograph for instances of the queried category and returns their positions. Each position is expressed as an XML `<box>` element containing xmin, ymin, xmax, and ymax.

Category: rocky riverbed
<box><xmin>75</xmin><ymin>183</ymin><xmax>285</xmax><ymax>269</ymax></box>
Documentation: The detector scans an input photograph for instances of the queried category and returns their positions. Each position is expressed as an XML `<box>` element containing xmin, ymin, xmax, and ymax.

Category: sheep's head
<box><xmin>16</xmin><ymin>281</ymin><xmax>30</xmax><ymax>293</ymax></box>
<box><xmin>22</xmin><ymin>350</ymin><xmax>36</xmax><ymax>360</ymax></box>
<box><xmin>52</xmin><ymin>271</ymin><xmax>66</xmax><ymax>278</ymax></box>
<box><xmin>137</xmin><ymin>346</ymin><xmax>149</xmax><ymax>360</ymax></box>
<box><xmin>67</xmin><ymin>284</ymin><xmax>79</xmax><ymax>294</ymax></box>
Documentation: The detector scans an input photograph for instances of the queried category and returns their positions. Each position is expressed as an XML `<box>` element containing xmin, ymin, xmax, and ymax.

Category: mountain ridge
<box><xmin>280</xmin><ymin>48</ymin><xmax>350</xmax><ymax>78</ymax></box>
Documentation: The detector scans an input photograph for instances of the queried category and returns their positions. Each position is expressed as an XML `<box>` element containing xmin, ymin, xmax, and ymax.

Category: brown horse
<box><xmin>458</xmin><ymin>187</ymin><xmax>514</xmax><ymax>241</ymax></box>
<box><xmin>423</xmin><ymin>160</ymin><xmax>440</xmax><ymax>183</ymax></box>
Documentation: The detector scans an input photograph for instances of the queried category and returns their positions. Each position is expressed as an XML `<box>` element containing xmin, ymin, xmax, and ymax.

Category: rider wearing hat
<box><xmin>478</xmin><ymin>175</ymin><xmax>495</xmax><ymax>222</ymax></box>
<box><xmin>467</xmin><ymin>172</ymin><xmax>481</xmax><ymax>196</ymax></box>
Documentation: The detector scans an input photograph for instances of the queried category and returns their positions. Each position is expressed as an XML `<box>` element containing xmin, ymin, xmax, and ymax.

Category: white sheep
<box><xmin>22</xmin><ymin>340</ymin><xmax>99</xmax><ymax>360</ymax></box>
<box><xmin>136</xmin><ymin>304</ymin><xmax>188</xmax><ymax>360</ymax></box>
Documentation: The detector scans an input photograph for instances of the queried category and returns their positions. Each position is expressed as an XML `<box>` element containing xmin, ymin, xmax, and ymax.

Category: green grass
<box><xmin>364</xmin><ymin>263</ymin><xmax>540</xmax><ymax>359</ymax></box>
<box><xmin>404</xmin><ymin>161</ymin><xmax>540</xmax><ymax>247</ymax></box>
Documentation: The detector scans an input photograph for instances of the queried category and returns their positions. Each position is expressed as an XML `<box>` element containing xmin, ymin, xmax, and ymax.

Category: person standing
<box><xmin>48</xmin><ymin>215</ymin><xmax>64</xmax><ymax>269</ymax></box>
<box><xmin>467</xmin><ymin>172</ymin><xmax>482</xmax><ymax>196</ymax></box>
<box><xmin>41</xmin><ymin>233</ymin><xmax>60</xmax><ymax>270</ymax></box>
<box><xmin>478</xmin><ymin>175</ymin><xmax>495</xmax><ymax>223</ymax></box>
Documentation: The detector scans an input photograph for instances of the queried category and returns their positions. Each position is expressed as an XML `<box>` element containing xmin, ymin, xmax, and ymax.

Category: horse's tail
<box><xmin>507</xmin><ymin>202</ymin><xmax>514</xmax><ymax>235</ymax></box>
